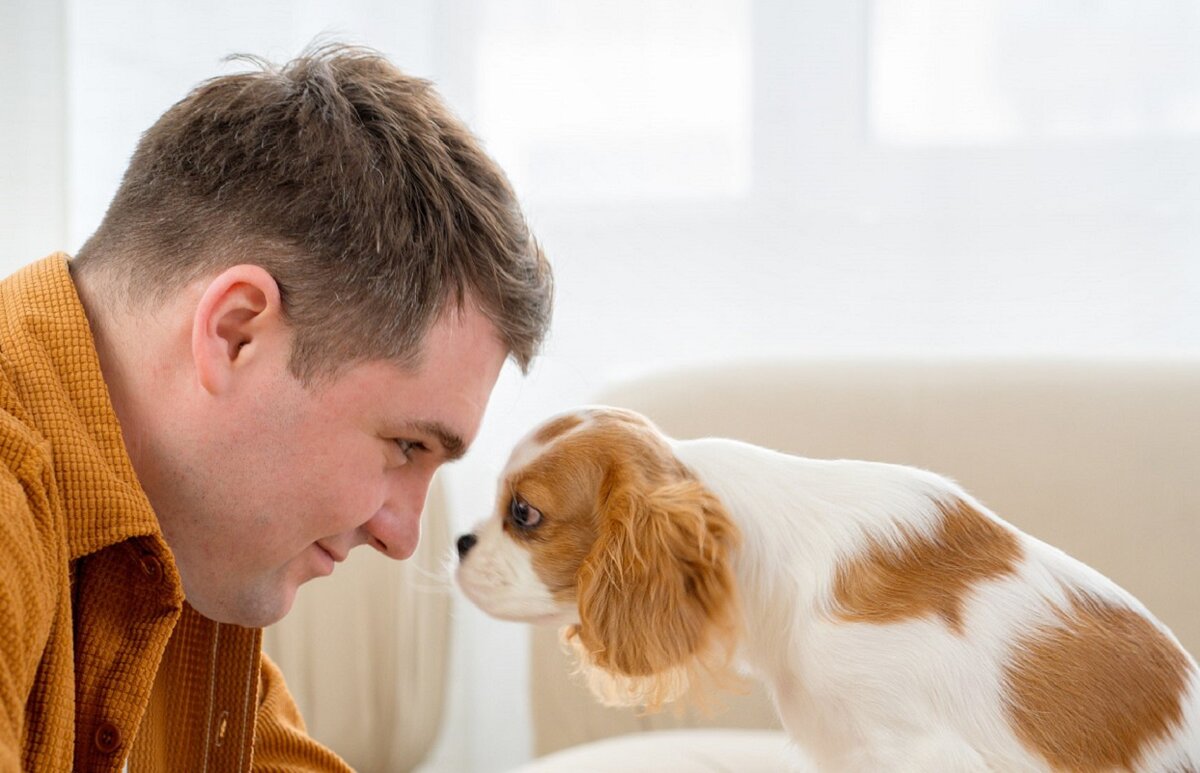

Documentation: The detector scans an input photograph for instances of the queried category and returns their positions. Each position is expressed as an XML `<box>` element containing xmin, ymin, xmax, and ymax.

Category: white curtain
<box><xmin>4</xmin><ymin>2</ymin><xmax>1198</xmax><ymax>771</ymax></box>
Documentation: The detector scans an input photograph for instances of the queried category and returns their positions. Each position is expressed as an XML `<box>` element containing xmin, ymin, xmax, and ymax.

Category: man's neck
<box><xmin>71</xmin><ymin>265</ymin><xmax>161</xmax><ymax>472</ymax></box>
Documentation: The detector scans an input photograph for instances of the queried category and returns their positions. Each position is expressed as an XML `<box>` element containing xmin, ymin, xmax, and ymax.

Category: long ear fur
<box><xmin>567</xmin><ymin>478</ymin><xmax>741</xmax><ymax>710</ymax></box>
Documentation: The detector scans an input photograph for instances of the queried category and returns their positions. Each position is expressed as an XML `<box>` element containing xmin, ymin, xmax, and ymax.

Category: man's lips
<box><xmin>316</xmin><ymin>542</ymin><xmax>347</xmax><ymax>563</ymax></box>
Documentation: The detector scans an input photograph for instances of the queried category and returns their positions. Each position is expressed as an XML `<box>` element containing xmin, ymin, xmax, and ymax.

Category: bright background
<box><xmin>3</xmin><ymin>1</ymin><xmax>1199</xmax><ymax>770</ymax></box>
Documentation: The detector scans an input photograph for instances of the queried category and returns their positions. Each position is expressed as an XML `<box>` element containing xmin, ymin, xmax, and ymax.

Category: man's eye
<box><xmin>394</xmin><ymin>439</ymin><xmax>426</xmax><ymax>458</ymax></box>
<box><xmin>509</xmin><ymin>497</ymin><xmax>543</xmax><ymax>528</ymax></box>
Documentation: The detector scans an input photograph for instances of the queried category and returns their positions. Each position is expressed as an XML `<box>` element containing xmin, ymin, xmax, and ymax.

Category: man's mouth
<box><xmin>316</xmin><ymin>542</ymin><xmax>347</xmax><ymax>563</ymax></box>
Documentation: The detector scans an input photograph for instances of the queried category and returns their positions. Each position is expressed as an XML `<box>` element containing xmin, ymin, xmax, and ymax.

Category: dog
<box><xmin>455</xmin><ymin>406</ymin><xmax>1200</xmax><ymax>771</ymax></box>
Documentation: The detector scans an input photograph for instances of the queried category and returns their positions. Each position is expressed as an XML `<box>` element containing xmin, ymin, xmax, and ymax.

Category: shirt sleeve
<box><xmin>0</xmin><ymin>472</ymin><xmax>55</xmax><ymax>772</ymax></box>
<box><xmin>250</xmin><ymin>651</ymin><xmax>354</xmax><ymax>773</ymax></box>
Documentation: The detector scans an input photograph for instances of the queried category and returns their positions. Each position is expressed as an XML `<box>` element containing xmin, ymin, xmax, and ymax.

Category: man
<box><xmin>0</xmin><ymin>44</ymin><xmax>552</xmax><ymax>771</ymax></box>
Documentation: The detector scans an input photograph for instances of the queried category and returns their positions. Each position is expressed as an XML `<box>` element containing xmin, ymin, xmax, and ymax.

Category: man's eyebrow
<box><xmin>409</xmin><ymin>420</ymin><xmax>467</xmax><ymax>461</ymax></box>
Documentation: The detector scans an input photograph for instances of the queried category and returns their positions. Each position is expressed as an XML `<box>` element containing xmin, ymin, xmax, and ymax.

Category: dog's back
<box><xmin>675</xmin><ymin>437</ymin><xmax>1200</xmax><ymax>772</ymax></box>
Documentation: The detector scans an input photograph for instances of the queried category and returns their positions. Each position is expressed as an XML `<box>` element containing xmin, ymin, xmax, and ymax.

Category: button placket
<box><xmin>138</xmin><ymin>554</ymin><xmax>163</xmax><ymax>584</ymax></box>
<box><xmin>75</xmin><ymin>541</ymin><xmax>181</xmax><ymax>770</ymax></box>
<box><xmin>215</xmin><ymin>710</ymin><xmax>230</xmax><ymax>748</ymax></box>
<box><xmin>94</xmin><ymin>721</ymin><xmax>122</xmax><ymax>754</ymax></box>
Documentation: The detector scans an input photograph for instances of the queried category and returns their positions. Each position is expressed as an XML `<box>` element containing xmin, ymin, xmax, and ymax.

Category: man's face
<box><xmin>160</xmin><ymin>303</ymin><xmax>507</xmax><ymax>627</ymax></box>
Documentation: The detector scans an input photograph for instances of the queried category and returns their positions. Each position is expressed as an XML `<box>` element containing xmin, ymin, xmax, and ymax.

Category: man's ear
<box><xmin>191</xmin><ymin>265</ymin><xmax>286</xmax><ymax>395</ymax></box>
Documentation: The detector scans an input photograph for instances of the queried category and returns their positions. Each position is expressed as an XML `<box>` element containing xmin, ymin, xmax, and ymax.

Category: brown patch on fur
<box><xmin>832</xmin><ymin>498</ymin><xmax>1022</xmax><ymax>634</ymax></box>
<box><xmin>533</xmin><ymin>413</ymin><xmax>583</xmax><ymax>444</ymax></box>
<box><xmin>511</xmin><ymin>409</ymin><xmax>742</xmax><ymax>709</ymax></box>
<box><xmin>574</xmin><ymin>476</ymin><xmax>740</xmax><ymax>673</ymax></box>
<box><xmin>1004</xmin><ymin>591</ymin><xmax>1193</xmax><ymax>771</ymax></box>
<box><xmin>510</xmin><ymin>411</ymin><xmax>686</xmax><ymax>600</ymax></box>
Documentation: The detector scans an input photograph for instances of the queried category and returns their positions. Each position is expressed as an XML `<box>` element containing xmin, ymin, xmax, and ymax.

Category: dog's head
<box><xmin>455</xmin><ymin>407</ymin><xmax>741</xmax><ymax>708</ymax></box>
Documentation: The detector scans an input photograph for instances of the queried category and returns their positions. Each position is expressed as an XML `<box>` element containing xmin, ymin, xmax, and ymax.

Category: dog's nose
<box><xmin>456</xmin><ymin>533</ymin><xmax>478</xmax><ymax>559</ymax></box>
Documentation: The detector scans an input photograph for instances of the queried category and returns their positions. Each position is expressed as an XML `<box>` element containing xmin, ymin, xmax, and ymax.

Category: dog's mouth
<box><xmin>455</xmin><ymin>569</ymin><xmax>576</xmax><ymax>625</ymax></box>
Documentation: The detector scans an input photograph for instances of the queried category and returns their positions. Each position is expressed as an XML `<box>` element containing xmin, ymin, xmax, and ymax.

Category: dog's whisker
<box><xmin>405</xmin><ymin>581</ymin><xmax>452</xmax><ymax>595</ymax></box>
<box><xmin>411</xmin><ymin>562</ymin><xmax>452</xmax><ymax>585</ymax></box>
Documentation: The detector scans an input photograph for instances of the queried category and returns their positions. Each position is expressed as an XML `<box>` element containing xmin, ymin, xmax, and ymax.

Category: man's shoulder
<box><xmin>0</xmin><ymin>387</ymin><xmax>67</xmax><ymax>712</ymax></box>
<box><xmin>0</xmin><ymin>378</ymin><xmax>63</xmax><ymax>597</ymax></box>
<box><xmin>0</xmin><ymin>360</ymin><xmax>51</xmax><ymax>476</ymax></box>
<box><xmin>0</xmin><ymin>407</ymin><xmax>54</xmax><ymax>522</ymax></box>
<box><xmin>0</xmin><ymin>356</ymin><xmax>58</xmax><ymax>544</ymax></box>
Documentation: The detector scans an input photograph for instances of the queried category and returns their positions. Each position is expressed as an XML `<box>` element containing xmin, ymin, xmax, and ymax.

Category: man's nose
<box><xmin>365</xmin><ymin>475</ymin><xmax>433</xmax><ymax>560</ymax></box>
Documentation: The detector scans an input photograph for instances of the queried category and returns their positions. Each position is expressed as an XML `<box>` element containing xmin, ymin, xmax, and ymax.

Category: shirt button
<box><xmin>139</xmin><ymin>555</ymin><xmax>163</xmax><ymax>583</ymax></box>
<box><xmin>94</xmin><ymin>721</ymin><xmax>122</xmax><ymax>754</ymax></box>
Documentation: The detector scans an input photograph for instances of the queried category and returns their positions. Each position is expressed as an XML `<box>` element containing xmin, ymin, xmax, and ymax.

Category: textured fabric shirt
<box><xmin>0</xmin><ymin>255</ymin><xmax>353</xmax><ymax>772</ymax></box>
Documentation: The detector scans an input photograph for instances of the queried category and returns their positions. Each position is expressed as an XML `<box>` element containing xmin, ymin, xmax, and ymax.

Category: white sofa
<box><xmin>264</xmin><ymin>358</ymin><xmax>1200</xmax><ymax>771</ymax></box>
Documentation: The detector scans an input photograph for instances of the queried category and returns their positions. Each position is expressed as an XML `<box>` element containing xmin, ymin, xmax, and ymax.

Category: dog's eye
<box><xmin>509</xmin><ymin>497</ymin><xmax>542</xmax><ymax>529</ymax></box>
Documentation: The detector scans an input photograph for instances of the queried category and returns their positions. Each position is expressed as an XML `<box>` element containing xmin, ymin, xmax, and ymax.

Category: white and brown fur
<box><xmin>455</xmin><ymin>407</ymin><xmax>1200</xmax><ymax>772</ymax></box>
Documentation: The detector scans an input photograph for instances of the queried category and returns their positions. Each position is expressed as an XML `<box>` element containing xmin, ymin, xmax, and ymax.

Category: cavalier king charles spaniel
<box><xmin>455</xmin><ymin>407</ymin><xmax>1198</xmax><ymax>771</ymax></box>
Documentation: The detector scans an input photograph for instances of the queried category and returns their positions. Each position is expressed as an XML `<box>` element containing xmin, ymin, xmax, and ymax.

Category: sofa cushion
<box><xmin>513</xmin><ymin>729</ymin><xmax>796</xmax><ymax>772</ymax></box>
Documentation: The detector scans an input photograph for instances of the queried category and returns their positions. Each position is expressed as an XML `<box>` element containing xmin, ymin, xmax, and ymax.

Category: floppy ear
<box><xmin>569</xmin><ymin>477</ymin><xmax>740</xmax><ymax>709</ymax></box>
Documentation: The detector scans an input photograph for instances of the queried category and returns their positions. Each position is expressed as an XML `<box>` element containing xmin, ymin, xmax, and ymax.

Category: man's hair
<box><xmin>75</xmin><ymin>43</ymin><xmax>552</xmax><ymax>382</ymax></box>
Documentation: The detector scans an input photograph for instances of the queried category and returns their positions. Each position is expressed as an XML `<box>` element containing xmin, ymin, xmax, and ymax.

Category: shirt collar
<box><xmin>0</xmin><ymin>254</ymin><xmax>161</xmax><ymax>559</ymax></box>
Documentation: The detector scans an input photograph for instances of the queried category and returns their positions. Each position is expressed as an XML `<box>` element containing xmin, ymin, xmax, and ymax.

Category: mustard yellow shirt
<box><xmin>0</xmin><ymin>255</ymin><xmax>352</xmax><ymax>772</ymax></box>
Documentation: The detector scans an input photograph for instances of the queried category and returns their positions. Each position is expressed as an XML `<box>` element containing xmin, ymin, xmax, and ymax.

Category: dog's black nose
<box><xmin>456</xmin><ymin>533</ymin><xmax>478</xmax><ymax>559</ymax></box>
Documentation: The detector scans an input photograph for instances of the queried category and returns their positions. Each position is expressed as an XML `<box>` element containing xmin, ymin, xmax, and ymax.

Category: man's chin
<box><xmin>184</xmin><ymin>580</ymin><xmax>298</xmax><ymax>628</ymax></box>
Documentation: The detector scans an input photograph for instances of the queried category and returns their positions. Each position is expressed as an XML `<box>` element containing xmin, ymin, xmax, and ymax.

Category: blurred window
<box><xmin>475</xmin><ymin>0</ymin><xmax>751</xmax><ymax>200</ymax></box>
<box><xmin>869</xmin><ymin>0</ymin><xmax>1200</xmax><ymax>145</ymax></box>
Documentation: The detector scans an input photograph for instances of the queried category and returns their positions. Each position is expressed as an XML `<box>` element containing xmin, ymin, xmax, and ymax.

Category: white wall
<box><xmin>0</xmin><ymin>0</ymin><xmax>66</xmax><ymax>263</ymax></box>
<box><xmin>3</xmin><ymin>1</ymin><xmax>1199</xmax><ymax>771</ymax></box>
